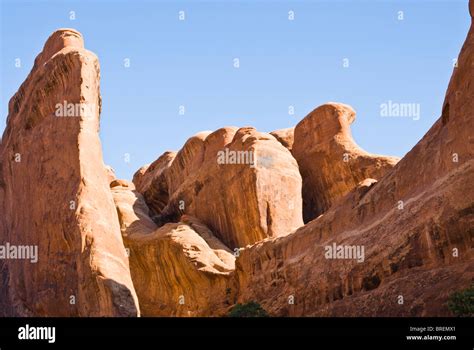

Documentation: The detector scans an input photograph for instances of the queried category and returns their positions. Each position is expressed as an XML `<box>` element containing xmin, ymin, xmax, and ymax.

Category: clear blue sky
<box><xmin>0</xmin><ymin>0</ymin><xmax>470</xmax><ymax>179</ymax></box>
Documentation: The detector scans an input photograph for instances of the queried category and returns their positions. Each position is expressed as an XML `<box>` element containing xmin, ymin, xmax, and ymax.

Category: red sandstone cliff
<box><xmin>0</xmin><ymin>1</ymin><xmax>473</xmax><ymax>317</ymax></box>
<box><xmin>0</xmin><ymin>29</ymin><xmax>139</xmax><ymax>316</ymax></box>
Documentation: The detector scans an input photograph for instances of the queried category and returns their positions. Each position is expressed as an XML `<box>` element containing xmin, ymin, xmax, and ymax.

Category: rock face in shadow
<box><xmin>270</xmin><ymin>127</ymin><xmax>294</xmax><ymax>151</ymax></box>
<box><xmin>234</xmin><ymin>3</ymin><xmax>474</xmax><ymax>316</ymax></box>
<box><xmin>133</xmin><ymin>151</ymin><xmax>176</xmax><ymax>216</ymax></box>
<box><xmin>110</xmin><ymin>180</ymin><xmax>157</xmax><ymax>237</ymax></box>
<box><xmin>292</xmin><ymin>103</ymin><xmax>400</xmax><ymax>222</ymax></box>
<box><xmin>111</xmin><ymin>180</ymin><xmax>235</xmax><ymax>316</ymax></box>
<box><xmin>135</xmin><ymin>127</ymin><xmax>303</xmax><ymax>249</ymax></box>
<box><xmin>0</xmin><ymin>29</ymin><xmax>139</xmax><ymax>316</ymax></box>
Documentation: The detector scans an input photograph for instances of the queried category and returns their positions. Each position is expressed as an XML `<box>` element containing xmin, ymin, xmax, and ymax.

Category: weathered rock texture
<box><xmin>110</xmin><ymin>180</ymin><xmax>156</xmax><ymax>237</ymax></box>
<box><xmin>135</xmin><ymin>127</ymin><xmax>303</xmax><ymax>249</ymax></box>
<box><xmin>1</xmin><ymin>0</ymin><xmax>474</xmax><ymax>318</ymax></box>
<box><xmin>133</xmin><ymin>151</ymin><xmax>176</xmax><ymax>216</ymax></box>
<box><xmin>234</xmin><ymin>4</ymin><xmax>474</xmax><ymax>316</ymax></box>
<box><xmin>270</xmin><ymin>127</ymin><xmax>294</xmax><ymax>151</ymax></box>
<box><xmin>111</xmin><ymin>180</ymin><xmax>235</xmax><ymax>316</ymax></box>
<box><xmin>105</xmin><ymin>164</ymin><xmax>117</xmax><ymax>184</ymax></box>
<box><xmin>125</xmin><ymin>219</ymin><xmax>235</xmax><ymax>316</ymax></box>
<box><xmin>292</xmin><ymin>103</ymin><xmax>400</xmax><ymax>222</ymax></box>
<box><xmin>0</xmin><ymin>29</ymin><xmax>139</xmax><ymax>316</ymax></box>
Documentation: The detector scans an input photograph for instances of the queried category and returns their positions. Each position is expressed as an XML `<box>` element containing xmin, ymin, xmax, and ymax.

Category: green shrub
<box><xmin>228</xmin><ymin>301</ymin><xmax>269</xmax><ymax>317</ymax></box>
<box><xmin>447</xmin><ymin>284</ymin><xmax>474</xmax><ymax>317</ymax></box>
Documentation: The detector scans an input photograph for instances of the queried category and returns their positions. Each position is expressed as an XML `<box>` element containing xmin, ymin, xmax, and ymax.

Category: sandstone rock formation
<box><xmin>111</xmin><ymin>180</ymin><xmax>235</xmax><ymax>315</ymax></box>
<box><xmin>136</xmin><ymin>127</ymin><xmax>303</xmax><ymax>249</ymax></box>
<box><xmin>132</xmin><ymin>151</ymin><xmax>176</xmax><ymax>216</ymax></box>
<box><xmin>292</xmin><ymin>103</ymin><xmax>399</xmax><ymax>222</ymax></box>
<box><xmin>234</xmin><ymin>3</ymin><xmax>474</xmax><ymax>316</ymax></box>
<box><xmin>125</xmin><ymin>219</ymin><xmax>235</xmax><ymax>316</ymax></box>
<box><xmin>105</xmin><ymin>164</ymin><xmax>117</xmax><ymax>184</ymax></box>
<box><xmin>110</xmin><ymin>180</ymin><xmax>156</xmax><ymax>237</ymax></box>
<box><xmin>270</xmin><ymin>127</ymin><xmax>294</xmax><ymax>151</ymax></box>
<box><xmin>0</xmin><ymin>29</ymin><xmax>139</xmax><ymax>316</ymax></box>
<box><xmin>1</xmin><ymin>0</ymin><xmax>473</xmax><ymax>318</ymax></box>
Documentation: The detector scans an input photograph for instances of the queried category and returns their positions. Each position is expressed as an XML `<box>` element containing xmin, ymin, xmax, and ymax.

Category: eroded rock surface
<box><xmin>270</xmin><ymin>127</ymin><xmax>294</xmax><ymax>151</ymax></box>
<box><xmin>234</xmin><ymin>4</ymin><xmax>474</xmax><ymax>316</ymax></box>
<box><xmin>111</xmin><ymin>181</ymin><xmax>235</xmax><ymax>315</ymax></box>
<box><xmin>292</xmin><ymin>103</ymin><xmax>399</xmax><ymax>222</ymax></box>
<box><xmin>0</xmin><ymin>29</ymin><xmax>139</xmax><ymax>316</ymax></box>
<box><xmin>141</xmin><ymin>127</ymin><xmax>303</xmax><ymax>249</ymax></box>
<box><xmin>133</xmin><ymin>151</ymin><xmax>176</xmax><ymax>216</ymax></box>
<box><xmin>2</xmin><ymin>1</ymin><xmax>473</xmax><ymax>318</ymax></box>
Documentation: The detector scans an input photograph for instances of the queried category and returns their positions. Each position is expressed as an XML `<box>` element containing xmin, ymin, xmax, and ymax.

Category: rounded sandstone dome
<box><xmin>35</xmin><ymin>28</ymin><xmax>84</xmax><ymax>68</ymax></box>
